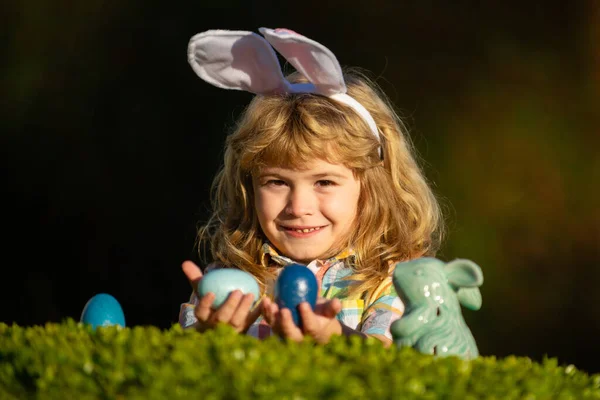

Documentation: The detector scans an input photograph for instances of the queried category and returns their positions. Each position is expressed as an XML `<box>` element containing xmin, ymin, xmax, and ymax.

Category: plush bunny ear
<box><xmin>445</xmin><ymin>259</ymin><xmax>484</xmax><ymax>311</ymax></box>
<box><xmin>188</xmin><ymin>30</ymin><xmax>289</xmax><ymax>94</ymax></box>
<box><xmin>457</xmin><ymin>287</ymin><xmax>483</xmax><ymax>311</ymax></box>
<box><xmin>258</xmin><ymin>27</ymin><xmax>346</xmax><ymax>96</ymax></box>
<box><xmin>445</xmin><ymin>259</ymin><xmax>484</xmax><ymax>289</ymax></box>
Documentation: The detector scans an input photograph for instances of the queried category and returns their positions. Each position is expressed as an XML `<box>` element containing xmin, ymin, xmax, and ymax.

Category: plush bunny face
<box><xmin>391</xmin><ymin>257</ymin><xmax>484</xmax><ymax>360</ymax></box>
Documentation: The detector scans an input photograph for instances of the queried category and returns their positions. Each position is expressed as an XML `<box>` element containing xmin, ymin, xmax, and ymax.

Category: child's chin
<box><xmin>287</xmin><ymin>250</ymin><xmax>323</xmax><ymax>264</ymax></box>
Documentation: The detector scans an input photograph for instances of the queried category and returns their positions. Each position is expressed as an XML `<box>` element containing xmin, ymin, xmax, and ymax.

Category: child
<box><xmin>179</xmin><ymin>28</ymin><xmax>444</xmax><ymax>346</ymax></box>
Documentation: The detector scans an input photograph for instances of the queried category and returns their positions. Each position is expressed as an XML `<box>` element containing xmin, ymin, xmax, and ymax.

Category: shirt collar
<box><xmin>260</xmin><ymin>242</ymin><xmax>355</xmax><ymax>267</ymax></box>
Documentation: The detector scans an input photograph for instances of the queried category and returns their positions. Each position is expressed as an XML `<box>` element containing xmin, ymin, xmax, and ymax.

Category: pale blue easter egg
<box><xmin>80</xmin><ymin>293</ymin><xmax>126</xmax><ymax>329</ymax></box>
<box><xmin>197</xmin><ymin>269</ymin><xmax>260</xmax><ymax>309</ymax></box>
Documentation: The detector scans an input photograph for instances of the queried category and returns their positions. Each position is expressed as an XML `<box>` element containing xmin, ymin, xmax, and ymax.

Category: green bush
<box><xmin>1</xmin><ymin>320</ymin><xmax>598</xmax><ymax>399</ymax></box>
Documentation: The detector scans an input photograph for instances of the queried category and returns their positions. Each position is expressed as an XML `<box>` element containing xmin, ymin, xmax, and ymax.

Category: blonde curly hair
<box><xmin>197</xmin><ymin>68</ymin><xmax>444</xmax><ymax>297</ymax></box>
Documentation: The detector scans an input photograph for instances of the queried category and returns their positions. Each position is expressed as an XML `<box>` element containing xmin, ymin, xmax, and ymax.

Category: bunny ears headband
<box><xmin>187</xmin><ymin>27</ymin><xmax>382</xmax><ymax>157</ymax></box>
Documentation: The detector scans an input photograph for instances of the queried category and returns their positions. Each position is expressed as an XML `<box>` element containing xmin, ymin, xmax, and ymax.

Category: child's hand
<box><xmin>182</xmin><ymin>261</ymin><xmax>262</xmax><ymax>333</ymax></box>
<box><xmin>262</xmin><ymin>297</ymin><xmax>343</xmax><ymax>344</ymax></box>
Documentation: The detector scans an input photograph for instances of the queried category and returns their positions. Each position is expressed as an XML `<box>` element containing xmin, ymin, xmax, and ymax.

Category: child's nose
<box><xmin>285</xmin><ymin>188</ymin><xmax>316</xmax><ymax>216</ymax></box>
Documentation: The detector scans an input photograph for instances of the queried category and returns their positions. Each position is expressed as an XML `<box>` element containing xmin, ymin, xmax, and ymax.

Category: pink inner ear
<box><xmin>274</xmin><ymin>28</ymin><xmax>300</xmax><ymax>35</ymax></box>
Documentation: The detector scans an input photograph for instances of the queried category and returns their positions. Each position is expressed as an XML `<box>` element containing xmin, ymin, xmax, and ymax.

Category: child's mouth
<box><xmin>282</xmin><ymin>225</ymin><xmax>325</xmax><ymax>237</ymax></box>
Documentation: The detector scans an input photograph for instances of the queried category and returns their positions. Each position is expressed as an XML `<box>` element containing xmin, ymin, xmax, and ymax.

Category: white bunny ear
<box><xmin>258</xmin><ymin>27</ymin><xmax>346</xmax><ymax>96</ymax></box>
<box><xmin>188</xmin><ymin>27</ymin><xmax>383</xmax><ymax>159</ymax></box>
<box><xmin>258</xmin><ymin>27</ymin><xmax>381</xmax><ymax>156</ymax></box>
<box><xmin>188</xmin><ymin>29</ymin><xmax>289</xmax><ymax>94</ymax></box>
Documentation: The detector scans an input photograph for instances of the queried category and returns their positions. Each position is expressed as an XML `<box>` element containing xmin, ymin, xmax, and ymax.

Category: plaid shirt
<box><xmin>179</xmin><ymin>243</ymin><xmax>404</xmax><ymax>340</ymax></box>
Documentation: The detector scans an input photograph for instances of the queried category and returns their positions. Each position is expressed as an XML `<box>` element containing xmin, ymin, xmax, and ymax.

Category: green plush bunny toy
<box><xmin>390</xmin><ymin>257</ymin><xmax>483</xmax><ymax>360</ymax></box>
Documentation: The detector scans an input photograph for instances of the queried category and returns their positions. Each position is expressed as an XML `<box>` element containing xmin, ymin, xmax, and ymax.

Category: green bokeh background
<box><xmin>2</xmin><ymin>1</ymin><xmax>598</xmax><ymax>373</ymax></box>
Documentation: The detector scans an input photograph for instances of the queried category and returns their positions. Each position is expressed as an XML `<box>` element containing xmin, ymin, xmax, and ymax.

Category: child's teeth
<box><xmin>295</xmin><ymin>227</ymin><xmax>320</xmax><ymax>233</ymax></box>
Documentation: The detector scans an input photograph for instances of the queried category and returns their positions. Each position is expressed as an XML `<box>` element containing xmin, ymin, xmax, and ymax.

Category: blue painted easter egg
<box><xmin>274</xmin><ymin>264</ymin><xmax>318</xmax><ymax>328</ymax></box>
<box><xmin>80</xmin><ymin>293</ymin><xmax>126</xmax><ymax>329</ymax></box>
<box><xmin>197</xmin><ymin>268</ymin><xmax>261</xmax><ymax>309</ymax></box>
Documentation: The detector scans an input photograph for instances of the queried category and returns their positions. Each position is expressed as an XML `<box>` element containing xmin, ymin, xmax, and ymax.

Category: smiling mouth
<box><xmin>282</xmin><ymin>226</ymin><xmax>324</xmax><ymax>233</ymax></box>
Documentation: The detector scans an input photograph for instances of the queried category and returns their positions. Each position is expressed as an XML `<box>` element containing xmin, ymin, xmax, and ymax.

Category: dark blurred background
<box><xmin>2</xmin><ymin>1</ymin><xmax>599</xmax><ymax>374</ymax></box>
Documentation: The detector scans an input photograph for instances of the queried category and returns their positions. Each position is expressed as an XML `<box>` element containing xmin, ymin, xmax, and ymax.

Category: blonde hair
<box><xmin>197</xmin><ymin>68</ymin><xmax>444</xmax><ymax>297</ymax></box>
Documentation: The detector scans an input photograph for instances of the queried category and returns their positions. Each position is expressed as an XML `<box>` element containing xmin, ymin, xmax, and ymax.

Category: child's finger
<box><xmin>229</xmin><ymin>293</ymin><xmax>255</xmax><ymax>330</ymax></box>
<box><xmin>314</xmin><ymin>298</ymin><xmax>342</xmax><ymax>318</ymax></box>
<box><xmin>182</xmin><ymin>261</ymin><xmax>204</xmax><ymax>291</ymax></box>
<box><xmin>261</xmin><ymin>297</ymin><xmax>277</xmax><ymax>326</ymax></box>
<box><xmin>279</xmin><ymin>308</ymin><xmax>303</xmax><ymax>341</ymax></box>
<box><xmin>266</xmin><ymin>299</ymin><xmax>280</xmax><ymax>329</ymax></box>
<box><xmin>195</xmin><ymin>292</ymin><xmax>216</xmax><ymax>322</ymax></box>
<box><xmin>209</xmin><ymin>290</ymin><xmax>243</xmax><ymax>324</ymax></box>
<box><xmin>298</xmin><ymin>302</ymin><xmax>317</xmax><ymax>334</ymax></box>
<box><xmin>267</xmin><ymin>307</ymin><xmax>283</xmax><ymax>335</ymax></box>
<box><xmin>244</xmin><ymin>296</ymin><xmax>264</xmax><ymax>330</ymax></box>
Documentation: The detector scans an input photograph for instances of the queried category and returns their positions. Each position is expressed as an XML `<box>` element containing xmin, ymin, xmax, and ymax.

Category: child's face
<box><xmin>253</xmin><ymin>159</ymin><xmax>361</xmax><ymax>264</ymax></box>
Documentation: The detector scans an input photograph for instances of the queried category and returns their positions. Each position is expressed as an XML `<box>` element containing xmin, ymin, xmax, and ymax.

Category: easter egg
<box><xmin>80</xmin><ymin>293</ymin><xmax>126</xmax><ymax>329</ymax></box>
<box><xmin>274</xmin><ymin>264</ymin><xmax>318</xmax><ymax>328</ymax></box>
<box><xmin>197</xmin><ymin>268</ymin><xmax>261</xmax><ymax>309</ymax></box>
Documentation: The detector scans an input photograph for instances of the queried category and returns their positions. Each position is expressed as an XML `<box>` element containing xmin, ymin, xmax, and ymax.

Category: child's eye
<box><xmin>316</xmin><ymin>180</ymin><xmax>335</xmax><ymax>187</ymax></box>
<box><xmin>265</xmin><ymin>179</ymin><xmax>287</xmax><ymax>186</ymax></box>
